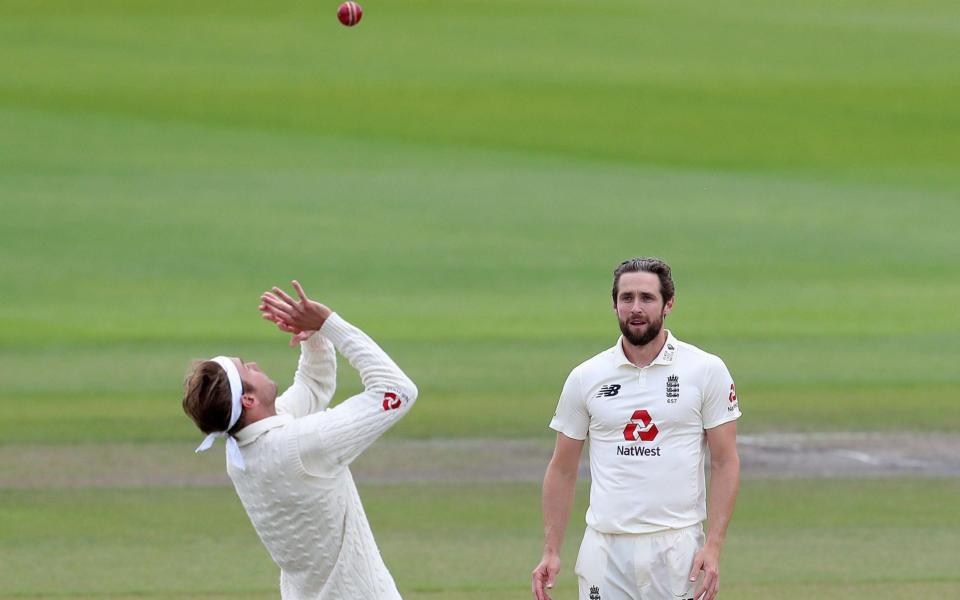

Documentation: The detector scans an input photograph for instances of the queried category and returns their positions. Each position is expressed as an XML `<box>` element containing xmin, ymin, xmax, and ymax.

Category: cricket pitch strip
<box><xmin>2</xmin><ymin>432</ymin><xmax>958</xmax><ymax>489</ymax></box>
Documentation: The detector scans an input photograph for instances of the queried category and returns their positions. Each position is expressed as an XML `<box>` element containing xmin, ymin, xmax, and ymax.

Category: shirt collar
<box><xmin>612</xmin><ymin>330</ymin><xmax>678</xmax><ymax>368</ymax></box>
<box><xmin>234</xmin><ymin>413</ymin><xmax>294</xmax><ymax>447</ymax></box>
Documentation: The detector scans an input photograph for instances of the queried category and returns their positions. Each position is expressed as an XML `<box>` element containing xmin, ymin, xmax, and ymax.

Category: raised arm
<box><xmin>259</xmin><ymin>281</ymin><xmax>417</xmax><ymax>470</ymax></box>
<box><xmin>294</xmin><ymin>313</ymin><xmax>417</xmax><ymax>470</ymax></box>
<box><xmin>274</xmin><ymin>334</ymin><xmax>337</xmax><ymax>419</ymax></box>
<box><xmin>259</xmin><ymin>281</ymin><xmax>338</xmax><ymax>418</ymax></box>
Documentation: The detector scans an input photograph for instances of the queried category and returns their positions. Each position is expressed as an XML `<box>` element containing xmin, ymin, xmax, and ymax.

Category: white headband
<box><xmin>194</xmin><ymin>356</ymin><xmax>246</xmax><ymax>470</ymax></box>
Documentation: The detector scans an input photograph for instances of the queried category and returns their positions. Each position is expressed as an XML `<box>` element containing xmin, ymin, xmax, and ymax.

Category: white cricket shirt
<box><xmin>550</xmin><ymin>331</ymin><xmax>740</xmax><ymax>534</ymax></box>
<box><xmin>228</xmin><ymin>313</ymin><xmax>417</xmax><ymax>600</ymax></box>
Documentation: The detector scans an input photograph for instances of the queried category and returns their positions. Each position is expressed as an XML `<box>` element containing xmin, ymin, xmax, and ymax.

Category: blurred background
<box><xmin>1</xmin><ymin>1</ymin><xmax>958</xmax><ymax>598</ymax></box>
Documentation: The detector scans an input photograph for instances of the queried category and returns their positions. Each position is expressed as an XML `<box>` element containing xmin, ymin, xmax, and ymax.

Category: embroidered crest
<box><xmin>666</xmin><ymin>374</ymin><xmax>680</xmax><ymax>403</ymax></box>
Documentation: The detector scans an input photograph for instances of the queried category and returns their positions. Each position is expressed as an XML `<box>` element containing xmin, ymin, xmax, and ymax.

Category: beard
<box><xmin>619</xmin><ymin>312</ymin><xmax>665</xmax><ymax>347</ymax></box>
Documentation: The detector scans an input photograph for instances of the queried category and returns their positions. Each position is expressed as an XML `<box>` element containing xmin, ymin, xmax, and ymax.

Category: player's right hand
<box><xmin>260</xmin><ymin>280</ymin><xmax>332</xmax><ymax>333</ymax></box>
<box><xmin>531</xmin><ymin>554</ymin><xmax>560</xmax><ymax>600</ymax></box>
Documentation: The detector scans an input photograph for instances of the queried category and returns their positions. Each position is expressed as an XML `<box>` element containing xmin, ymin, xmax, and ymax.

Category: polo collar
<box><xmin>612</xmin><ymin>330</ymin><xmax>678</xmax><ymax>368</ymax></box>
<box><xmin>234</xmin><ymin>413</ymin><xmax>294</xmax><ymax>447</ymax></box>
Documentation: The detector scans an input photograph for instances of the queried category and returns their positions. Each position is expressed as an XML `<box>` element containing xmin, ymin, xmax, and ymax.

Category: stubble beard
<box><xmin>619</xmin><ymin>312</ymin><xmax>665</xmax><ymax>347</ymax></box>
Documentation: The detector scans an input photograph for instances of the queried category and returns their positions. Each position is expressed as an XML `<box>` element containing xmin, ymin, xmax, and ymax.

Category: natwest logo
<box><xmin>382</xmin><ymin>392</ymin><xmax>402</xmax><ymax>411</ymax></box>
<box><xmin>623</xmin><ymin>409</ymin><xmax>658</xmax><ymax>442</ymax></box>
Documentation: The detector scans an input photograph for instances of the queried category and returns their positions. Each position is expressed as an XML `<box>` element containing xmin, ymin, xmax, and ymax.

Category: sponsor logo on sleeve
<box><xmin>728</xmin><ymin>383</ymin><xmax>738</xmax><ymax>411</ymax></box>
<box><xmin>382</xmin><ymin>391</ymin><xmax>402</xmax><ymax>411</ymax></box>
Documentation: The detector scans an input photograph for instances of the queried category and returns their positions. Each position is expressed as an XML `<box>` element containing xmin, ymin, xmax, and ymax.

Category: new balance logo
<box><xmin>595</xmin><ymin>384</ymin><xmax>621</xmax><ymax>398</ymax></box>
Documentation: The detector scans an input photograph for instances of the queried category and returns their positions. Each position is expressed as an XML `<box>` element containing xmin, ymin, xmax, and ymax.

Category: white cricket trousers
<box><xmin>574</xmin><ymin>523</ymin><xmax>705</xmax><ymax>600</ymax></box>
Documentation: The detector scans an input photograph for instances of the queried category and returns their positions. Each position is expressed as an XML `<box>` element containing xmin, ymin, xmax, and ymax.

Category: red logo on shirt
<box><xmin>382</xmin><ymin>392</ymin><xmax>402</xmax><ymax>411</ymax></box>
<box><xmin>623</xmin><ymin>409</ymin><xmax>659</xmax><ymax>442</ymax></box>
<box><xmin>728</xmin><ymin>384</ymin><xmax>737</xmax><ymax>403</ymax></box>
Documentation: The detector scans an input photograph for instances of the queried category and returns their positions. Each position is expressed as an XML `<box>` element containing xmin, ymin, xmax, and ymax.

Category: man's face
<box><xmin>231</xmin><ymin>357</ymin><xmax>277</xmax><ymax>406</ymax></box>
<box><xmin>614</xmin><ymin>271</ymin><xmax>673</xmax><ymax>346</ymax></box>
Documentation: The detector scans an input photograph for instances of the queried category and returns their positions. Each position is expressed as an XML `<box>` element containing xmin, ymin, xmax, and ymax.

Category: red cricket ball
<box><xmin>337</xmin><ymin>2</ymin><xmax>363</xmax><ymax>27</ymax></box>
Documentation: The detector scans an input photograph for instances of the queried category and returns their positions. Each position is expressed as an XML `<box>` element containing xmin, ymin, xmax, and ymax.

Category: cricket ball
<box><xmin>337</xmin><ymin>2</ymin><xmax>363</xmax><ymax>27</ymax></box>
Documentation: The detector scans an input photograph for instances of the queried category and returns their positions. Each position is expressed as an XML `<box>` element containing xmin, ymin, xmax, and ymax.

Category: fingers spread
<box><xmin>291</xmin><ymin>280</ymin><xmax>309</xmax><ymax>303</ymax></box>
<box><xmin>260</xmin><ymin>307</ymin><xmax>299</xmax><ymax>334</ymax></box>
<box><xmin>272</xmin><ymin>286</ymin><xmax>299</xmax><ymax>308</ymax></box>
<box><xmin>262</xmin><ymin>294</ymin><xmax>295</xmax><ymax>317</ymax></box>
<box><xmin>261</xmin><ymin>308</ymin><xmax>290</xmax><ymax>327</ymax></box>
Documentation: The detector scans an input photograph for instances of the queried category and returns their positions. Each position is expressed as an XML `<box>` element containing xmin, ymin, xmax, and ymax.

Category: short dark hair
<box><xmin>611</xmin><ymin>257</ymin><xmax>675</xmax><ymax>304</ymax></box>
<box><xmin>182</xmin><ymin>361</ymin><xmax>250</xmax><ymax>435</ymax></box>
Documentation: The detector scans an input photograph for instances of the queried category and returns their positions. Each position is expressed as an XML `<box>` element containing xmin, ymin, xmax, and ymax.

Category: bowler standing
<box><xmin>532</xmin><ymin>258</ymin><xmax>740</xmax><ymax>600</ymax></box>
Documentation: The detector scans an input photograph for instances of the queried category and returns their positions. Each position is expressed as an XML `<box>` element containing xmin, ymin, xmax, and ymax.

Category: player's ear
<box><xmin>664</xmin><ymin>296</ymin><xmax>675</xmax><ymax>316</ymax></box>
<box><xmin>241</xmin><ymin>394</ymin><xmax>257</xmax><ymax>410</ymax></box>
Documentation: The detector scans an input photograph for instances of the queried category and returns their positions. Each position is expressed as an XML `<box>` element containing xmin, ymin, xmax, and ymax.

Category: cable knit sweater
<box><xmin>228</xmin><ymin>313</ymin><xmax>417</xmax><ymax>599</ymax></box>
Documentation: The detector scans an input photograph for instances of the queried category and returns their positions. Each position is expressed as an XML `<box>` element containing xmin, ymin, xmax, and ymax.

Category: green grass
<box><xmin>1</xmin><ymin>479</ymin><xmax>958</xmax><ymax>598</ymax></box>
<box><xmin>0</xmin><ymin>114</ymin><xmax>958</xmax><ymax>441</ymax></box>
<box><xmin>1</xmin><ymin>1</ymin><xmax>958</xmax><ymax>441</ymax></box>
<box><xmin>0</xmin><ymin>2</ymin><xmax>958</xmax><ymax>596</ymax></box>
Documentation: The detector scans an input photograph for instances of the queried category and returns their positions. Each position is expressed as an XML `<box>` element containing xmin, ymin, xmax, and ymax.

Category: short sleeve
<box><xmin>701</xmin><ymin>356</ymin><xmax>741</xmax><ymax>429</ymax></box>
<box><xmin>549</xmin><ymin>368</ymin><xmax>589</xmax><ymax>440</ymax></box>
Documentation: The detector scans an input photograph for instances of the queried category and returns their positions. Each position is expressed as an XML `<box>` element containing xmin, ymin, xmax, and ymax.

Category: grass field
<box><xmin>1</xmin><ymin>0</ymin><xmax>958</xmax><ymax>597</ymax></box>
<box><xmin>3</xmin><ymin>480</ymin><xmax>959</xmax><ymax>598</ymax></box>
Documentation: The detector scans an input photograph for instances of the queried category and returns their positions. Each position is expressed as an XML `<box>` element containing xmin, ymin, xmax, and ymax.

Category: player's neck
<box><xmin>243</xmin><ymin>403</ymin><xmax>277</xmax><ymax>427</ymax></box>
<box><xmin>621</xmin><ymin>331</ymin><xmax>668</xmax><ymax>368</ymax></box>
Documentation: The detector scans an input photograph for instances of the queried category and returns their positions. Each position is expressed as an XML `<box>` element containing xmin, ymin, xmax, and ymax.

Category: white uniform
<box><xmin>549</xmin><ymin>331</ymin><xmax>740</xmax><ymax>599</ymax></box>
<box><xmin>228</xmin><ymin>313</ymin><xmax>417</xmax><ymax>600</ymax></box>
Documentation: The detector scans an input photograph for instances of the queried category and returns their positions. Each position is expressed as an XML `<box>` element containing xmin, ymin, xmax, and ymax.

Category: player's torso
<box><xmin>580</xmin><ymin>343</ymin><xmax>712</xmax><ymax>521</ymax></box>
<box><xmin>574</xmin><ymin>337</ymin><xmax>733</xmax><ymax>532</ymax></box>
<box><xmin>584</xmin><ymin>358</ymin><xmax>705</xmax><ymax>452</ymax></box>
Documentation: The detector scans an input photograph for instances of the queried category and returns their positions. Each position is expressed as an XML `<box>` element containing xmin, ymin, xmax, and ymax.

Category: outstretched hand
<box><xmin>261</xmin><ymin>310</ymin><xmax>315</xmax><ymax>347</ymax></box>
<box><xmin>259</xmin><ymin>280</ymin><xmax>332</xmax><ymax>347</ymax></box>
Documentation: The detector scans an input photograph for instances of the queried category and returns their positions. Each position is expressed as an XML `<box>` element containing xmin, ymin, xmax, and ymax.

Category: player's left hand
<box><xmin>531</xmin><ymin>553</ymin><xmax>560</xmax><ymax>600</ymax></box>
<box><xmin>259</xmin><ymin>281</ymin><xmax>324</xmax><ymax>347</ymax></box>
<box><xmin>689</xmin><ymin>543</ymin><xmax>721</xmax><ymax>600</ymax></box>
<box><xmin>260</xmin><ymin>305</ymin><xmax>316</xmax><ymax>346</ymax></box>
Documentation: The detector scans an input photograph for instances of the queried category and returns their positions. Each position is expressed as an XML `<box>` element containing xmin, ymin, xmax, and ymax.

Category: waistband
<box><xmin>586</xmin><ymin>521</ymin><xmax>703</xmax><ymax>541</ymax></box>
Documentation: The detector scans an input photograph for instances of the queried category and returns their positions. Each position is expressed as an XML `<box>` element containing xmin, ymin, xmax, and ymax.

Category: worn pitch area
<box><xmin>3</xmin><ymin>432</ymin><xmax>959</xmax><ymax>489</ymax></box>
